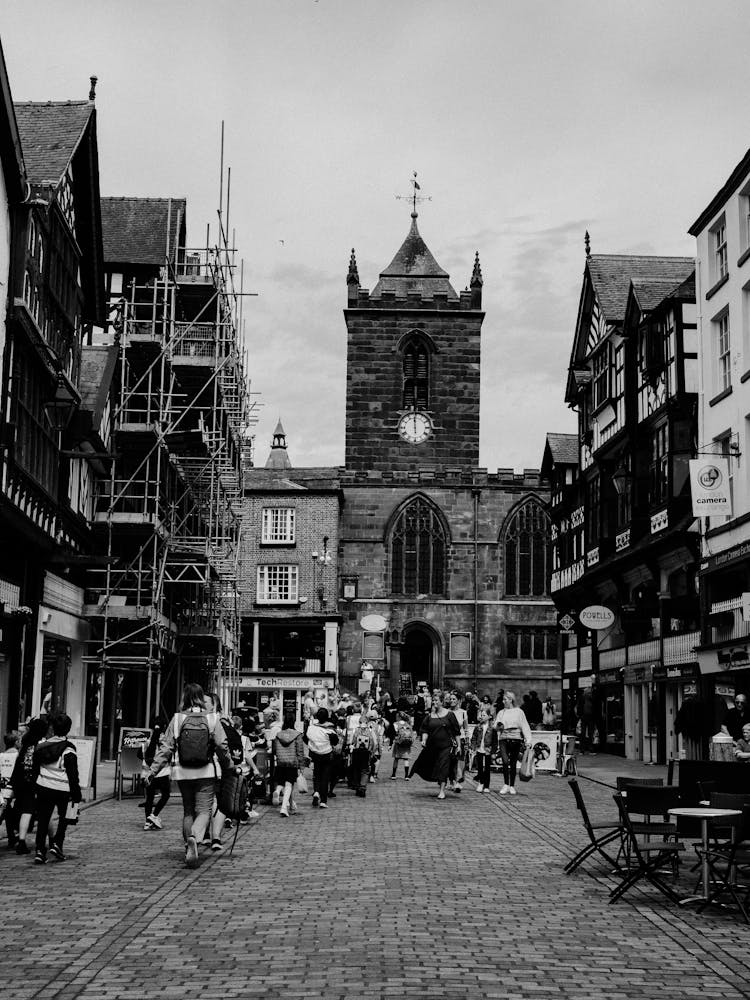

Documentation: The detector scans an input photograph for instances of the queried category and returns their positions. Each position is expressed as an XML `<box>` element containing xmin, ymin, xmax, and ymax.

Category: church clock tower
<box><xmin>344</xmin><ymin>209</ymin><xmax>484</xmax><ymax>473</ymax></box>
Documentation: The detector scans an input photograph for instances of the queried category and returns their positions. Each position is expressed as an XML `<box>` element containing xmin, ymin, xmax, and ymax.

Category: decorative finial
<box><xmin>347</xmin><ymin>247</ymin><xmax>359</xmax><ymax>285</ymax></box>
<box><xmin>395</xmin><ymin>171</ymin><xmax>431</xmax><ymax>217</ymax></box>
<box><xmin>471</xmin><ymin>251</ymin><xmax>483</xmax><ymax>287</ymax></box>
<box><xmin>584</xmin><ymin>230</ymin><xmax>591</xmax><ymax>257</ymax></box>
<box><xmin>89</xmin><ymin>76</ymin><xmax>98</xmax><ymax>101</ymax></box>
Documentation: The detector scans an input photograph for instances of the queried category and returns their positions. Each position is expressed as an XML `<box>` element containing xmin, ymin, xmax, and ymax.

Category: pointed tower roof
<box><xmin>265</xmin><ymin>419</ymin><xmax>292</xmax><ymax>470</ymax></box>
<box><xmin>371</xmin><ymin>213</ymin><xmax>457</xmax><ymax>299</ymax></box>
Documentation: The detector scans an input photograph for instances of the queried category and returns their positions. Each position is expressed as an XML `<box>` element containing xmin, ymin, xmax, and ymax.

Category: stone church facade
<box><xmin>243</xmin><ymin>211</ymin><xmax>558</xmax><ymax>701</ymax></box>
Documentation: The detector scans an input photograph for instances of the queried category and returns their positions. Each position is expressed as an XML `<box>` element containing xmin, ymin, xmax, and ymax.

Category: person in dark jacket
<box><xmin>33</xmin><ymin>712</ymin><xmax>81</xmax><ymax>864</ymax></box>
<box><xmin>10</xmin><ymin>716</ymin><xmax>49</xmax><ymax>854</ymax></box>
<box><xmin>139</xmin><ymin>721</ymin><xmax>170</xmax><ymax>831</ymax></box>
<box><xmin>272</xmin><ymin>711</ymin><xmax>306</xmax><ymax>817</ymax></box>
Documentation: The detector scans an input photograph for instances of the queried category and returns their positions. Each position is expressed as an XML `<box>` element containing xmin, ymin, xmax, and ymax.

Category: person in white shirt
<box><xmin>447</xmin><ymin>692</ymin><xmax>469</xmax><ymax>791</ymax></box>
<box><xmin>494</xmin><ymin>691</ymin><xmax>533</xmax><ymax>795</ymax></box>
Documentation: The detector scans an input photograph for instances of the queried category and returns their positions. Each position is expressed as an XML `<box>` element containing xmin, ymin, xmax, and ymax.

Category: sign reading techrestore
<box><xmin>579</xmin><ymin>605</ymin><xmax>615</xmax><ymax>630</ymax></box>
<box><xmin>239</xmin><ymin>675</ymin><xmax>334</xmax><ymax>690</ymax></box>
<box><xmin>689</xmin><ymin>458</ymin><xmax>732</xmax><ymax>516</ymax></box>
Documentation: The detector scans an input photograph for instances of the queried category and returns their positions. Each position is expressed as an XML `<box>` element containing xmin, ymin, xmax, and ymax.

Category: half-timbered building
<box><xmin>551</xmin><ymin>245</ymin><xmax>698</xmax><ymax>760</ymax></box>
<box><xmin>0</xmin><ymin>84</ymin><xmax>107</xmax><ymax>733</ymax></box>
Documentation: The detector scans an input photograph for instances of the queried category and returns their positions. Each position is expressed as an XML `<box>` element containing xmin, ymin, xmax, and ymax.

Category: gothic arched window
<box><xmin>504</xmin><ymin>498</ymin><xmax>550</xmax><ymax>597</ymax></box>
<box><xmin>390</xmin><ymin>496</ymin><xmax>446</xmax><ymax>595</ymax></box>
<box><xmin>403</xmin><ymin>340</ymin><xmax>429</xmax><ymax>409</ymax></box>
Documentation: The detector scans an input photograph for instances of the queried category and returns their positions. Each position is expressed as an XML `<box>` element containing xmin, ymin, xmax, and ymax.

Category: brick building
<box><xmin>241</xmin><ymin>423</ymin><xmax>343</xmax><ymax>714</ymax></box>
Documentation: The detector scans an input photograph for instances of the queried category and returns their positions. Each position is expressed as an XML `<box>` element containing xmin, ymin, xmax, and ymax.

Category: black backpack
<box><xmin>177</xmin><ymin>712</ymin><xmax>215</xmax><ymax>768</ymax></box>
<box><xmin>218</xmin><ymin>769</ymin><xmax>248</xmax><ymax>819</ymax></box>
<box><xmin>222</xmin><ymin>719</ymin><xmax>244</xmax><ymax>764</ymax></box>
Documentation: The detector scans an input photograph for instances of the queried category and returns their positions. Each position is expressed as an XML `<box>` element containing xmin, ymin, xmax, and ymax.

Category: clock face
<box><xmin>398</xmin><ymin>411</ymin><xmax>433</xmax><ymax>445</ymax></box>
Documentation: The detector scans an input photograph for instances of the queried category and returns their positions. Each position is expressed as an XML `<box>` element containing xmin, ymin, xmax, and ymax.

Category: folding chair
<box><xmin>609</xmin><ymin>789</ymin><xmax>684</xmax><ymax>904</ymax></box>
<box><xmin>564</xmin><ymin>779</ymin><xmax>623</xmax><ymax>874</ymax></box>
<box><xmin>696</xmin><ymin>808</ymin><xmax>750</xmax><ymax>922</ymax></box>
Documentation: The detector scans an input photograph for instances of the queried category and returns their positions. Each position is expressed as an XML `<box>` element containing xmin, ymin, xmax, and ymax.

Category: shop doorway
<box><xmin>402</xmin><ymin>624</ymin><xmax>438</xmax><ymax>690</ymax></box>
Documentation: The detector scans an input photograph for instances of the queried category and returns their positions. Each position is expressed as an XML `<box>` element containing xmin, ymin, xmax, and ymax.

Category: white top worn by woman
<box><xmin>494</xmin><ymin>707</ymin><xmax>532</xmax><ymax>745</ymax></box>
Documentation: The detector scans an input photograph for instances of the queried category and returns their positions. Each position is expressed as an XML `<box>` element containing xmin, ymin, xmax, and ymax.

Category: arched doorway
<box><xmin>402</xmin><ymin>624</ymin><xmax>440</xmax><ymax>690</ymax></box>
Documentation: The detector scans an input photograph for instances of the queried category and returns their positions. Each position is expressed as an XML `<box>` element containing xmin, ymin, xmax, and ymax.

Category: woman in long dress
<box><xmin>410</xmin><ymin>691</ymin><xmax>460</xmax><ymax>799</ymax></box>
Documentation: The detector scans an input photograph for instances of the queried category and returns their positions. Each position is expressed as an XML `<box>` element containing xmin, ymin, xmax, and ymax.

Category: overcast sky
<box><xmin>3</xmin><ymin>1</ymin><xmax>748</xmax><ymax>471</ymax></box>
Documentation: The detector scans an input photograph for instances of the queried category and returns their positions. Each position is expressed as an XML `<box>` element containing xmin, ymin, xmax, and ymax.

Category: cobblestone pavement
<box><xmin>3</xmin><ymin>753</ymin><xmax>749</xmax><ymax>1000</ymax></box>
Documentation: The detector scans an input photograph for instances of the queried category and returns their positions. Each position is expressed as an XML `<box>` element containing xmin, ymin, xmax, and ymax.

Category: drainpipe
<box><xmin>472</xmin><ymin>486</ymin><xmax>481</xmax><ymax>689</ymax></box>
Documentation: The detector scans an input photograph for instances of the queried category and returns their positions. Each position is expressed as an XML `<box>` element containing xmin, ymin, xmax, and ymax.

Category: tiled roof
<box><xmin>588</xmin><ymin>255</ymin><xmax>694</xmax><ymax>322</ymax></box>
<box><xmin>101</xmin><ymin>196</ymin><xmax>186</xmax><ymax>266</ymax></box>
<box><xmin>372</xmin><ymin>214</ymin><xmax>457</xmax><ymax>298</ymax></box>
<box><xmin>630</xmin><ymin>276</ymin><xmax>691</xmax><ymax>312</ymax></box>
<box><xmin>13</xmin><ymin>101</ymin><xmax>92</xmax><ymax>188</ymax></box>
<box><xmin>546</xmin><ymin>433</ymin><xmax>578</xmax><ymax>465</ymax></box>
<box><xmin>244</xmin><ymin>471</ymin><xmax>308</xmax><ymax>491</ymax></box>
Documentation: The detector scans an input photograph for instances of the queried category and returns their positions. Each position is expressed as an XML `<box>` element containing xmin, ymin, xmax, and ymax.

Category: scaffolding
<box><xmin>84</xmin><ymin>209</ymin><xmax>256</xmax><ymax>756</ymax></box>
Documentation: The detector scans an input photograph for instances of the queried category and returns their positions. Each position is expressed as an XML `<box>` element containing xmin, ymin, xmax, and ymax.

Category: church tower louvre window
<box><xmin>503</xmin><ymin>498</ymin><xmax>550</xmax><ymax>597</ymax></box>
<box><xmin>390</xmin><ymin>496</ymin><xmax>446</xmax><ymax>596</ymax></box>
<box><xmin>402</xmin><ymin>339</ymin><xmax>429</xmax><ymax>409</ymax></box>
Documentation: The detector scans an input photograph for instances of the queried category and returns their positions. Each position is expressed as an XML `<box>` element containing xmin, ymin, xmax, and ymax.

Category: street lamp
<box><xmin>611</xmin><ymin>459</ymin><xmax>632</xmax><ymax>497</ymax></box>
<box><xmin>311</xmin><ymin>536</ymin><xmax>331</xmax><ymax>610</ymax></box>
<box><xmin>43</xmin><ymin>370</ymin><xmax>79</xmax><ymax>433</ymax></box>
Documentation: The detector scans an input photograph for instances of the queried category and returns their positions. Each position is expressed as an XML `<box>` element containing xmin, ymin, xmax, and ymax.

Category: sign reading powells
<box><xmin>689</xmin><ymin>458</ymin><xmax>732</xmax><ymax>517</ymax></box>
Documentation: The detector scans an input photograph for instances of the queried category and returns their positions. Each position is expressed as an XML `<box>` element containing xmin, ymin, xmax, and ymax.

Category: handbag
<box><xmin>519</xmin><ymin>746</ymin><xmax>535</xmax><ymax>782</ymax></box>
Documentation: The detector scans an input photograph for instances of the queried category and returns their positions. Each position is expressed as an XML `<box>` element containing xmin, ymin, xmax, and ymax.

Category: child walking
<box><xmin>470</xmin><ymin>708</ymin><xmax>497</xmax><ymax>793</ymax></box>
<box><xmin>390</xmin><ymin>711</ymin><xmax>414</xmax><ymax>780</ymax></box>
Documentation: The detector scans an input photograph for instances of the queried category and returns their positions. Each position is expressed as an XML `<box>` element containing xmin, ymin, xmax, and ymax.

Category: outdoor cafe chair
<box><xmin>564</xmin><ymin>779</ymin><xmax>623</xmax><ymax>875</ymax></box>
<box><xmin>609</xmin><ymin>790</ymin><xmax>685</xmax><ymax>905</ymax></box>
<box><xmin>696</xmin><ymin>807</ymin><xmax>750</xmax><ymax>923</ymax></box>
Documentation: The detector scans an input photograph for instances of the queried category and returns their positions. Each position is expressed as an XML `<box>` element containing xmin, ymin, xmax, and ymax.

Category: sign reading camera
<box><xmin>579</xmin><ymin>605</ymin><xmax>615</xmax><ymax>631</ymax></box>
<box><xmin>689</xmin><ymin>458</ymin><xmax>732</xmax><ymax>517</ymax></box>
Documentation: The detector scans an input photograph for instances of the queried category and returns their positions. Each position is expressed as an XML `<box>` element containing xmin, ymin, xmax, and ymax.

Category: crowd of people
<box><xmin>0</xmin><ymin>682</ymin><xmax>557</xmax><ymax>870</ymax></box>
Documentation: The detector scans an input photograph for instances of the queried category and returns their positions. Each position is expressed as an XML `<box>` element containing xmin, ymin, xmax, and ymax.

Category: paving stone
<box><xmin>1</xmin><ymin>751</ymin><xmax>749</xmax><ymax>999</ymax></box>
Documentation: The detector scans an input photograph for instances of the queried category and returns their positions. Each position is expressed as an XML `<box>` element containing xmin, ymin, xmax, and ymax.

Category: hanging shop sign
<box><xmin>557</xmin><ymin>610</ymin><xmax>578</xmax><ymax>635</ymax></box>
<box><xmin>579</xmin><ymin>605</ymin><xmax>615</xmax><ymax>630</ymax></box>
<box><xmin>689</xmin><ymin>458</ymin><xmax>732</xmax><ymax>517</ymax></box>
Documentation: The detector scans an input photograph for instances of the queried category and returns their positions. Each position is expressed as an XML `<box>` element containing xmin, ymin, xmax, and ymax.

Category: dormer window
<box><xmin>403</xmin><ymin>340</ymin><xmax>429</xmax><ymax>409</ymax></box>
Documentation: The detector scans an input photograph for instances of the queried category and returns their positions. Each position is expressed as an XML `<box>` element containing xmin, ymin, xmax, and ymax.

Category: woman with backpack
<box><xmin>302</xmin><ymin>707</ymin><xmax>339</xmax><ymax>809</ymax></box>
<box><xmin>143</xmin><ymin>682</ymin><xmax>238</xmax><ymax>869</ymax></box>
<box><xmin>391</xmin><ymin>711</ymin><xmax>414</xmax><ymax>780</ymax></box>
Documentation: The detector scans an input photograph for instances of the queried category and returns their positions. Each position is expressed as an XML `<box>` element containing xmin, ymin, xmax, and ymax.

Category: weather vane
<box><xmin>396</xmin><ymin>171</ymin><xmax>431</xmax><ymax>215</ymax></box>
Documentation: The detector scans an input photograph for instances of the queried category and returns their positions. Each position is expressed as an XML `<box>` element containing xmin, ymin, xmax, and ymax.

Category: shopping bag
<box><xmin>296</xmin><ymin>772</ymin><xmax>309</xmax><ymax>794</ymax></box>
<box><xmin>65</xmin><ymin>801</ymin><xmax>80</xmax><ymax>824</ymax></box>
<box><xmin>518</xmin><ymin>746</ymin><xmax>535</xmax><ymax>782</ymax></box>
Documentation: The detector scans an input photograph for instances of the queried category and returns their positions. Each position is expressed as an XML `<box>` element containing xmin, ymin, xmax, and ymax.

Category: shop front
<box><xmin>236</xmin><ymin>672</ymin><xmax>336</xmax><ymax>723</ymax></box>
<box><xmin>33</xmin><ymin>573</ymin><xmax>90</xmax><ymax>736</ymax></box>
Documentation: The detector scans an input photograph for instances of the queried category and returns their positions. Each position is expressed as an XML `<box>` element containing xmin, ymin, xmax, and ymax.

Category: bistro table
<box><xmin>668</xmin><ymin>806</ymin><xmax>742</xmax><ymax>904</ymax></box>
